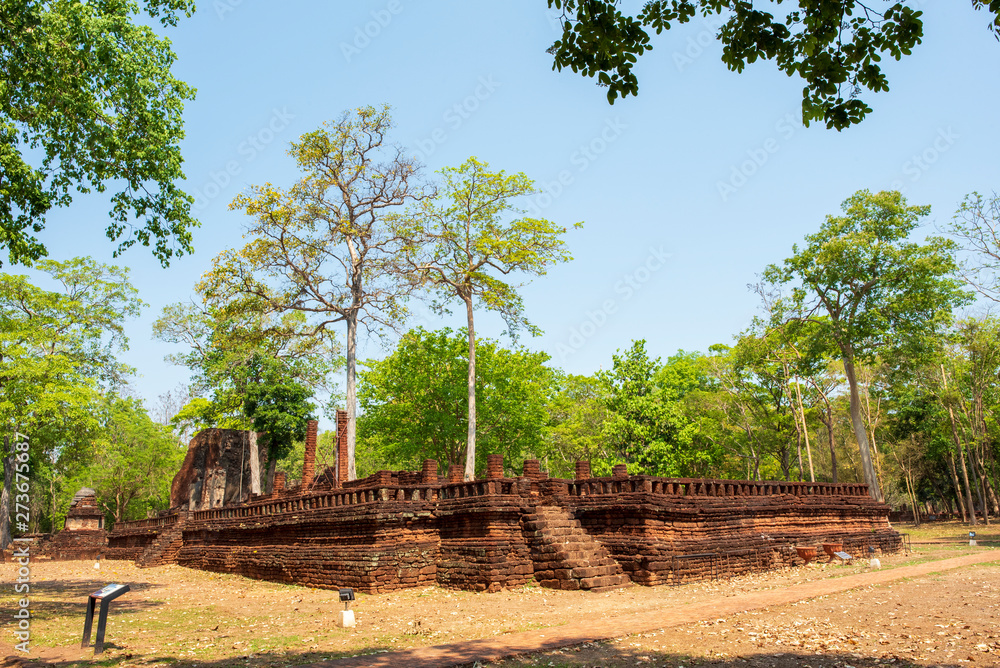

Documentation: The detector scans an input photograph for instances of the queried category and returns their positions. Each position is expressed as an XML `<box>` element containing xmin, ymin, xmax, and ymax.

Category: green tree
<box><xmin>204</xmin><ymin>106</ymin><xmax>425</xmax><ymax>481</ymax></box>
<box><xmin>358</xmin><ymin>327</ymin><xmax>555</xmax><ymax>476</ymax></box>
<box><xmin>936</xmin><ymin>318</ymin><xmax>1000</xmax><ymax>523</ymax></box>
<box><xmin>398</xmin><ymin>157</ymin><xmax>578</xmax><ymax>480</ymax></box>
<box><xmin>1</xmin><ymin>257</ymin><xmax>142</xmax><ymax>546</ymax></box>
<box><xmin>542</xmin><ymin>373</ymin><xmax>611</xmax><ymax>478</ymax></box>
<box><xmin>704</xmin><ymin>335</ymin><xmax>799</xmax><ymax>480</ymax></box>
<box><xmin>0</xmin><ymin>0</ymin><xmax>198</xmax><ymax>267</ymax></box>
<box><xmin>153</xmin><ymin>298</ymin><xmax>334</xmax><ymax>492</ymax></box>
<box><xmin>79</xmin><ymin>395</ymin><xmax>183</xmax><ymax>524</ymax></box>
<box><xmin>764</xmin><ymin>190</ymin><xmax>970</xmax><ymax>501</ymax></box>
<box><xmin>597</xmin><ymin>340</ymin><xmax>710</xmax><ymax>477</ymax></box>
<box><xmin>242</xmin><ymin>353</ymin><xmax>317</xmax><ymax>466</ymax></box>
<box><xmin>545</xmin><ymin>1</ymin><xmax>999</xmax><ymax>129</ymax></box>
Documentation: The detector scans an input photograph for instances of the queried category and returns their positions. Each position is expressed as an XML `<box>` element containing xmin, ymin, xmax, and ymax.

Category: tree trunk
<box><xmin>987</xmin><ymin>481</ymin><xmax>1000</xmax><ymax>518</ymax></box>
<box><xmin>795</xmin><ymin>430</ymin><xmax>804</xmax><ymax>481</ymax></box>
<box><xmin>945</xmin><ymin>402</ymin><xmax>979</xmax><ymax>524</ymax></box>
<box><xmin>969</xmin><ymin>446</ymin><xmax>991</xmax><ymax>525</ymax></box>
<box><xmin>265</xmin><ymin>458</ymin><xmax>276</xmax><ymax>495</ymax></box>
<box><xmin>464</xmin><ymin>297</ymin><xmax>477</xmax><ymax>482</ymax></box>
<box><xmin>980</xmin><ymin>476</ymin><xmax>990</xmax><ymax>525</ymax></box>
<box><xmin>248</xmin><ymin>431</ymin><xmax>260</xmax><ymax>495</ymax></box>
<box><xmin>345</xmin><ymin>312</ymin><xmax>358</xmax><ymax>481</ymax></box>
<box><xmin>905</xmin><ymin>473</ymin><xmax>920</xmax><ymax>527</ymax></box>
<box><xmin>50</xmin><ymin>473</ymin><xmax>57</xmax><ymax>535</ymax></box>
<box><xmin>826</xmin><ymin>412</ymin><xmax>838</xmax><ymax>484</ymax></box>
<box><xmin>780</xmin><ymin>445</ymin><xmax>791</xmax><ymax>481</ymax></box>
<box><xmin>794</xmin><ymin>380</ymin><xmax>815</xmax><ymax>482</ymax></box>
<box><xmin>863</xmin><ymin>383</ymin><xmax>885</xmax><ymax>488</ymax></box>
<box><xmin>841</xmin><ymin>353</ymin><xmax>883</xmax><ymax>501</ymax></box>
<box><xmin>1</xmin><ymin>435</ymin><xmax>12</xmax><ymax>549</ymax></box>
<box><xmin>947</xmin><ymin>452</ymin><xmax>968</xmax><ymax>524</ymax></box>
<box><xmin>115</xmin><ymin>492</ymin><xmax>123</xmax><ymax>524</ymax></box>
<box><xmin>817</xmin><ymin>401</ymin><xmax>838</xmax><ymax>484</ymax></box>
<box><xmin>942</xmin><ymin>365</ymin><xmax>978</xmax><ymax>524</ymax></box>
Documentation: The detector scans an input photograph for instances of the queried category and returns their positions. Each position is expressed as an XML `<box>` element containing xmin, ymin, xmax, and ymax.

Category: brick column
<box><xmin>302</xmin><ymin>420</ymin><xmax>318</xmax><ymax>488</ymax></box>
<box><xmin>273</xmin><ymin>472</ymin><xmax>286</xmax><ymax>495</ymax></box>
<box><xmin>486</xmin><ymin>454</ymin><xmax>504</xmax><ymax>480</ymax></box>
<box><xmin>574</xmin><ymin>460</ymin><xmax>591</xmax><ymax>481</ymax></box>
<box><xmin>522</xmin><ymin>459</ymin><xmax>541</xmax><ymax>479</ymax></box>
<box><xmin>336</xmin><ymin>409</ymin><xmax>348</xmax><ymax>486</ymax></box>
<box><xmin>612</xmin><ymin>463</ymin><xmax>628</xmax><ymax>478</ymax></box>
<box><xmin>448</xmin><ymin>464</ymin><xmax>463</xmax><ymax>483</ymax></box>
<box><xmin>421</xmin><ymin>459</ymin><xmax>438</xmax><ymax>484</ymax></box>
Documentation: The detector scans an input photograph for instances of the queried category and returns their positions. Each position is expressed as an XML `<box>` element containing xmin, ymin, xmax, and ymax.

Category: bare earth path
<box><xmin>319</xmin><ymin>552</ymin><xmax>1000</xmax><ymax>668</ymax></box>
<box><xmin>3</xmin><ymin>523</ymin><xmax>999</xmax><ymax>668</ymax></box>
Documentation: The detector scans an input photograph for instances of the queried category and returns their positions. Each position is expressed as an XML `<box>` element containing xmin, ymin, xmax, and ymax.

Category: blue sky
<box><xmin>28</xmin><ymin>1</ymin><xmax>1000</xmax><ymax>427</ymax></box>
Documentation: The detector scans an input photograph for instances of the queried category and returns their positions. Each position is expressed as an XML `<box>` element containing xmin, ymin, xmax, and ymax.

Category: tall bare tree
<box><xmin>396</xmin><ymin>157</ymin><xmax>577</xmax><ymax>480</ymax></box>
<box><xmin>947</xmin><ymin>192</ymin><xmax>1000</xmax><ymax>302</ymax></box>
<box><xmin>202</xmin><ymin>106</ymin><xmax>426</xmax><ymax>480</ymax></box>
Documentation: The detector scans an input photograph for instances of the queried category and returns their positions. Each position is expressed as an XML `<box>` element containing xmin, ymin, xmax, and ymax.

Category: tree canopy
<box><xmin>205</xmin><ymin>105</ymin><xmax>426</xmax><ymax>481</ymax></box>
<box><xmin>764</xmin><ymin>189</ymin><xmax>970</xmax><ymax>500</ymax></box>
<box><xmin>0</xmin><ymin>256</ymin><xmax>148</xmax><ymax>543</ymax></box>
<box><xmin>358</xmin><ymin>327</ymin><xmax>554</xmax><ymax>476</ymax></box>
<box><xmin>0</xmin><ymin>0</ymin><xmax>198</xmax><ymax>267</ymax></box>
<box><xmin>397</xmin><ymin>156</ymin><xmax>578</xmax><ymax>479</ymax></box>
<box><xmin>546</xmin><ymin>0</ymin><xmax>1000</xmax><ymax>129</ymax></box>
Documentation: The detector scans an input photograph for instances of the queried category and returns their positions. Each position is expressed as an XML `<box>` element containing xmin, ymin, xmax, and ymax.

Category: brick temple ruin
<box><xmin>37</xmin><ymin>418</ymin><xmax>903</xmax><ymax>592</ymax></box>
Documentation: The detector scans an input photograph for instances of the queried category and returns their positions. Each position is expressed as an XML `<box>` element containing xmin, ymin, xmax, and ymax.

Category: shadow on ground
<box><xmin>481</xmin><ymin>644</ymin><xmax>980</xmax><ymax>668</ymax></box>
<box><xmin>11</xmin><ymin>580</ymin><xmax>166</xmax><ymax>624</ymax></box>
<box><xmin>1</xmin><ymin>645</ymin><xmax>980</xmax><ymax>668</ymax></box>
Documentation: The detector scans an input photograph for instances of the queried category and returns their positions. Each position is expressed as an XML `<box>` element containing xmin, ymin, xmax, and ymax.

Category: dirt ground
<box><xmin>489</xmin><ymin>560</ymin><xmax>1000</xmax><ymax>668</ymax></box>
<box><xmin>1</xmin><ymin>521</ymin><xmax>998</xmax><ymax>667</ymax></box>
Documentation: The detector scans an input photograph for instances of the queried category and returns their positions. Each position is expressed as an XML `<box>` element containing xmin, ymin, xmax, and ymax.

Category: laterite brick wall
<box><xmin>101</xmin><ymin>424</ymin><xmax>900</xmax><ymax>593</ymax></box>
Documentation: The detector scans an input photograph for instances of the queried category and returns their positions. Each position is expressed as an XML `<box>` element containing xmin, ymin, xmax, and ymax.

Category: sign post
<box><xmin>338</xmin><ymin>588</ymin><xmax>356</xmax><ymax>628</ymax></box>
<box><xmin>81</xmin><ymin>583</ymin><xmax>130</xmax><ymax>655</ymax></box>
<box><xmin>970</xmin><ymin>531</ymin><xmax>977</xmax><ymax>547</ymax></box>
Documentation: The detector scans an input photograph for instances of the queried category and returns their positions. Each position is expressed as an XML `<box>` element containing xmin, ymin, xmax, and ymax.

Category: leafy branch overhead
<box><xmin>0</xmin><ymin>0</ymin><xmax>198</xmax><ymax>267</ymax></box>
<box><xmin>546</xmin><ymin>0</ymin><xmax>1000</xmax><ymax>129</ymax></box>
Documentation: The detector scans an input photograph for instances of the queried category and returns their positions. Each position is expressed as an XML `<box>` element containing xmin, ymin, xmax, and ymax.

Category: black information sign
<box><xmin>81</xmin><ymin>583</ymin><xmax>130</xmax><ymax>655</ymax></box>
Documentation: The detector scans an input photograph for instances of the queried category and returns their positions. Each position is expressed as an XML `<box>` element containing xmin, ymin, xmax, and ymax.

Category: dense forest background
<box><xmin>4</xmin><ymin>186</ymin><xmax>997</xmax><ymax>542</ymax></box>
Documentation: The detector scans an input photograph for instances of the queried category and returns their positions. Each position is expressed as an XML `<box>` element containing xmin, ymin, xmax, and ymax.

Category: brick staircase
<box><xmin>136</xmin><ymin>518</ymin><xmax>187</xmax><ymax>568</ymax></box>
<box><xmin>523</xmin><ymin>506</ymin><xmax>631</xmax><ymax>592</ymax></box>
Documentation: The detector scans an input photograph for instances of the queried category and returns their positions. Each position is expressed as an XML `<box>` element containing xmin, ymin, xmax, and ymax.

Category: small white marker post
<box><xmin>338</xmin><ymin>587</ymin><xmax>356</xmax><ymax>628</ymax></box>
<box><xmin>970</xmin><ymin>531</ymin><xmax>977</xmax><ymax>547</ymax></box>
